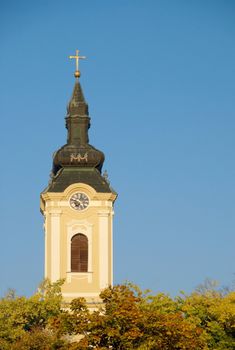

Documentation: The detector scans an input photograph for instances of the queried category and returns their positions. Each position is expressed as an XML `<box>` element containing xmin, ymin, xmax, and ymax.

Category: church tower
<box><xmin>40</xmin><ymin>51</ymin><xmax>117</xmax><ymax>306</ymax></box>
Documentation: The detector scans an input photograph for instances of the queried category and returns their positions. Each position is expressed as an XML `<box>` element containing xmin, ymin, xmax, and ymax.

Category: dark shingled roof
<box><xmin>44</xmin><ymin>167</ymin><xmax>115</xmax><ymax>193</ymax></box>
<box><xmin>42</xmin><ymin>80</ymin><xmax>117</xmax><ymax>197</ymax></box>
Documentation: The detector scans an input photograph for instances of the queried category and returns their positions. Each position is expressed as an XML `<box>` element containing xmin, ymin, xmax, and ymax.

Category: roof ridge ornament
<box><xmin>69</xmin><ymin>49</ymin><xmax>86</xmax><ymax>78</ymax></box>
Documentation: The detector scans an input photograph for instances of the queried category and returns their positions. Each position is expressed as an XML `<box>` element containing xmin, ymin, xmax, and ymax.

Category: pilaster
<box><xmin>48</xmin><ymin>209</ymin><xmax>62</xmax><ymax>282</ymax></box>
<box><xmin>98</xmin><ymin>210</ymin><xmax>110</xmax><ymax>289</ymax></box>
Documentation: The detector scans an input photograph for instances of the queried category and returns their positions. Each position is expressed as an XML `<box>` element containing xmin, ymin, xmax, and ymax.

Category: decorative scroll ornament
<box><xmin>103</xmin><ymin>170</ymin><xmax>110</xmax><ymax>184</ymax></box>
<box><xmin>70</xmin><ymin>152</ymin><xmax>88</xmax><ymax>163</ymax></box>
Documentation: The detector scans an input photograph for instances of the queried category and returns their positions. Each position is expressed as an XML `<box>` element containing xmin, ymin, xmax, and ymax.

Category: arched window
<box><xmin>71</xmin><ymin>234</ymin><xmax>88</xmax><ymax>272</ymax></box>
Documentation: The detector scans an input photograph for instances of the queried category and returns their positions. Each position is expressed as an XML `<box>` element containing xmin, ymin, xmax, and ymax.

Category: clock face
<box><xmin>69</xmin><ymin>192</ymin><xmax>89</xmax><ymax>211</ymax></box>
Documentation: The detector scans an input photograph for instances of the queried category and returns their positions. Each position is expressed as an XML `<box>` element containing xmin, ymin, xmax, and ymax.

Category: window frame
<box><xmin>66</xmin><ymin>220</ymin><xmax>93</xmax><ymax>283</ymax></box>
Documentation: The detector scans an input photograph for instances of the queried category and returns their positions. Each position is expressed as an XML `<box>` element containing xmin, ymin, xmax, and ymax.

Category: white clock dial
<box><xmin>69</xmin><ymin>192</ymin><xmax>89</xmax><ymax>211</ymax></box>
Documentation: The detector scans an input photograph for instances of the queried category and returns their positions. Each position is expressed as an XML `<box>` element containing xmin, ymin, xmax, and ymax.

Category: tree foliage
<box><xmin>0</xmin><ymin>280</ymin><xmax>234</xmax><ymax>349</ymax></box>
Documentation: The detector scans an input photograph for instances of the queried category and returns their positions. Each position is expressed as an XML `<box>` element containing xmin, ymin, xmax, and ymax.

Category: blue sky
<box><xmin>0</xmin><ymin>0</ymin><xmax>235</xmax><ymax>297</ymax></box>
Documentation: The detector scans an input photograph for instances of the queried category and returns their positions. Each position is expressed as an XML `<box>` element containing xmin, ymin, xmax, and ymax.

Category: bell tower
<box><xmin>40</xmin><ymin>51</ymin><xmax>117</xmax><ymax>305</ymax></box>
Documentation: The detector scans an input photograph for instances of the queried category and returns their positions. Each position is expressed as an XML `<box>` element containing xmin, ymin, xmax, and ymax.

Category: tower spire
<box><xmin>51</xmin><ymin>50</ymin><xmax>105</xmax><ymax>177</ymax></box>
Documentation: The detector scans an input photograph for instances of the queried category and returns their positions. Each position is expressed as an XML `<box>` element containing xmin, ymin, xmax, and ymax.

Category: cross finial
<box><xmin>69</xmin><ymin>49</ymin><xmax>86</xmax><ymax>78</ymax></box>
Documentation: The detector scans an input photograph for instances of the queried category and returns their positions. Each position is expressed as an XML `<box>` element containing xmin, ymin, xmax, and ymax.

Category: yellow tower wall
<box><xmin>40</xmin><ymin>183</ymin><xmax>116</xmax><ymax>304</ymax></box>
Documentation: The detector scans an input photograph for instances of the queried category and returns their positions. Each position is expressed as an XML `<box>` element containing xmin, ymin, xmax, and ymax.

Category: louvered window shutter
<box><xmin>71</xmin><ymin>234</ymin><xmax>88</xmax><ymax>272</ymax></box>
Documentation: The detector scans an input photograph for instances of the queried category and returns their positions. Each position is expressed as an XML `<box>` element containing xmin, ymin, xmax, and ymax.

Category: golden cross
<box><xmin>69</xmin><ymin>49</ymin><xmax>86</xmax><ymax>78</ymax></box>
